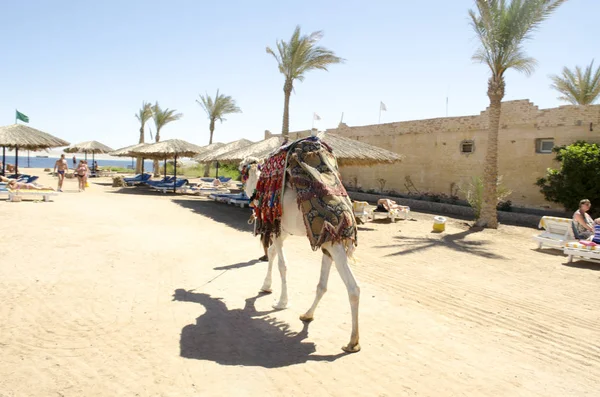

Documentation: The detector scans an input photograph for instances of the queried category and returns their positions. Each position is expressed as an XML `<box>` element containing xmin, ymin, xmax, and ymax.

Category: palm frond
<box><xmin>196</xmin><ymin>90</ymin><xmax>242</xmax><ymax>123</ymax></box>
<box><xmin>550</xmin><ymin>60</ymin><xmax>600</xmax><ymax>105</ymax></box>
<box><xmin>469</xmin><ymin>0</ymin><xmax>566</xmax><ymax>79</ymax></box>
<box><xmin>267</xmin><ymin>25</ymin><xmax>344</xmax><ymax>84</ymax></box>
<box><xmin>152</xmin><ymin>102</ymin><xmax>183</xmax><ymax>136</ymax></box>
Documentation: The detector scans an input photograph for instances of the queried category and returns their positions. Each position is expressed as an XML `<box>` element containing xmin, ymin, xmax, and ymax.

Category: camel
<box><xmin>241</xmin><ymin>154</ymin><xmax>361</xmax><ymax>353</ymax></box>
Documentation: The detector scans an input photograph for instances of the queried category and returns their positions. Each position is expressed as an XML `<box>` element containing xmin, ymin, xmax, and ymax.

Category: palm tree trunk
<box><xmin>281</xmin><ymin>79</ymin><xmax>293</xmax><ymax>137</ymax></box>
<box><xmin>135</xmin><ymin>127</ymin><xmax>144</xmax><ymax>174</ymax></box>
<box><xmin>203</xmin><ymin>119</ymin><xmax>216</xmax><ymax>177</ymax></box>
<box><xmin>476</xmin><ymin>77</ymin><xmax>505</xmax><ymax>229</ymax></box>
<box><xmin>153</xmin><ymin>132</ymin><xmax>161</xmax><ymax>177</ymax></box>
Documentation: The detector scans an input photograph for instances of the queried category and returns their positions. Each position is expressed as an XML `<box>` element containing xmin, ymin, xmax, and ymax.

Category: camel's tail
<box><xmin>345</xmin><ymin>240</ymin><xmax>357</xmax><ymax>265</ymax></box>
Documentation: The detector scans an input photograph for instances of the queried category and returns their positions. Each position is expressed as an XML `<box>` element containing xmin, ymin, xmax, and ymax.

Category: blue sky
<box><xmin>0</xmin><ymin>0</ymin><xmax>595</xmax><ymax>150</ymax></box>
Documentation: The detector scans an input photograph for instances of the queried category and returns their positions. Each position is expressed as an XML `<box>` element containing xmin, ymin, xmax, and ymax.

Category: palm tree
<box><xmin>469</xmin><ymin>0</ymin><xmax>566</xmax><ymax>229</ymax></box>
<box><xmin>151</xmin><ymin>102</ymin><xmax>183</xmax><ymax>176</ymax></box>
<box><xmin>267</xmin><ymin>25</ymin><xmax>343</xmax><ymax>137</ymax></box>
<box><xmin>134</xmin><ymin>102</ymin><xmax>153</xmax><ymax>173</ymax></box>
<box><xmin>550</xmin><ymin>60</ymin><xmax>600</xmax><ymax>105</ymax></box>
<box><xmin>196</xmin><ymin>90</ymin><xmax>242</xmax><ymax>176</ymax></box>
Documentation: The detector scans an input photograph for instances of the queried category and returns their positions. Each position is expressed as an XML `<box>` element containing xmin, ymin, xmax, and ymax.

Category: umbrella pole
<box><xmin>2</xmin><ymin>147</ymin><xmax>5</xmax><ymax>176</ymax></box>
<box><xmin>92</xmin><ymin>153</ymin><xmax>95</xmax><ymax>172</ymax></box>
<box><xmin>15</xmin><ymin>147</ymin><xmax>19</xmax><ymax>175</ymax></box>
<box><xmin>163</xmin><ymin>159</ymin><xmax>167</xmax><ymax>179</ymax></box>
<box><xmin>141</xmin><ymin>158</ymin><xmax>144</xmax><ymax>175</ymax></box>
<box><xmin>27</xmin><ymin>150</ymin><xmax>30</xmax><ymax>168</ymax></box>
<box><xmin>173</xmin><ymin>155</ymin><xmax>177</xmax><ymax>193</ymax></box>
<box><xmin>215</xmin><ymin>161</ymin><xmax>219</xmax><ymax>179</ymax></box>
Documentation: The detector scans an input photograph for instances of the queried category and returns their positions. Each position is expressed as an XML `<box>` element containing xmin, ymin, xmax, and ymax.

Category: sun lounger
<box><xmin>151</xmin><ymin>179</ymin><xmax>189</xmax><ymax>193</ymax></box>
<box><xmin>124</xmin><ymin>173</ymin><xmax>152</xmax><ymax>186</ymax></box>
<box><xmin>188</xmin><ymin>185</ymin><xmax>231</xmax><ymax>196</ymax></box>
<box><xmin>564</xmin><ymin>241</ymin><xmax>600</xmax><ymax>264</ymax></box>
<box><xmin>7</xmin><ymin>189</ymin><xmax>57</xmax><ymax>202</ymax></box>
<box><xmin>371</xmin><ymin>199</ymin><xmax>410</xmax><ymax>222</ymax></box>
<box><xmin>533</xmin><ymin>216</ymin><xmax>578</xmax><ymax>249</ymax></box>
<box><xmin>228</xmin><ymin>193</ymin><xmax>251</xmax><ymax>208</ymax></box>
<box><xmin>352</xmin><ymin>201</ymin><xmax>373</xmax><ymax>223</ymax></box>
<box><xmin>146</xmin><ymin>176</ymin><xmax>175</xmax><ymax>187</ymax></box>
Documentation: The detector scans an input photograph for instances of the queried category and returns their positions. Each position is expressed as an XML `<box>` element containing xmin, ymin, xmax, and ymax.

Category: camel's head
<box><xmin>239</xmin><ymin>157</ymin><xmax>262</xmax><ymax>199</ymax></box>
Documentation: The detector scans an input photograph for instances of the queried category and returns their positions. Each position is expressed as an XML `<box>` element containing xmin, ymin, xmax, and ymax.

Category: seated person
<box><xmin>573</xmin><ymin>199</ymin><xmax>595</xmax><ymax>239</ymax></box>
<box><xmin>0</xmin><ymin>175</ymin><xmax>9</xmax><ymax>182</ymax></box>
<box><xmin>213</xmin><ymin>178</ymin><xmax>222</xmax><ymax>187</ymax></box>
<box><xmin>7</xmin><ymin>179</ymin><xmax>54</xmax><ymax>191</ymax></box>
<box><xmin>6</xmin><ymin>164</ymin><xmax>15</xmax><ymax>173</ymax></box>
<box><xmin>377</xmin><ymin>198</ymin><xmax>409</xmax><ymax>212</ymax></box>
<box><xmin>593</xmin><ymin>220</ymin><xmax>600</xmax><ymax>244</ymax></box>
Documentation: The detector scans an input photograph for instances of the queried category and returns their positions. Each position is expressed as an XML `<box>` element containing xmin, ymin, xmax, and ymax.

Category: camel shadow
<box><xmin>173</xmin><ymin>289</ymin><xmax>345</xmax><ymax>368</ymax></box>
<box><xmin>375</xmin><ymin>227</ymin><xmax>505</xmax><ymax>259</ymax></box>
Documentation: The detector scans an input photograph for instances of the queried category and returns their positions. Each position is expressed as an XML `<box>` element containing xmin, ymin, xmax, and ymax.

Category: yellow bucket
<box><xmin>432</xmin><ymin>216</ymin><xmax>446</xmax><ymax>232</ymax></box>
<box><xmin>85</xmin><ymin>181</ymin><xmax>90</xmax><ymax>188</ymax></box>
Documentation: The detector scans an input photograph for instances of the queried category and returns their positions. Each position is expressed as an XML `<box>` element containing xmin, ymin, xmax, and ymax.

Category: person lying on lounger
<box><xmin>377</xmin><ymin>198</ymin><xmax>409</xmax><ymax>212</ymax></box>
<box><xmin>6</xmin><ymin>180</ymin><xmax>55</xmax><ymax>191</ymax></box>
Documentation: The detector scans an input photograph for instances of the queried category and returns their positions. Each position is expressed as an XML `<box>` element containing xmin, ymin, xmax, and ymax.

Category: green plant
<box><xmin>463</xmin><ymin>176</ymin><xmax>512</xmax><ymax>220</ymax></box>
<box><xmin>536</xmin><ymin>141</ymin><xmax>600</xmax><ymax>214</ymax></box>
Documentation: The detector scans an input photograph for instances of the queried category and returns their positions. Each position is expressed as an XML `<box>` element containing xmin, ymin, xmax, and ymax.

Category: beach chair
<box><xmin>146</xmin><ymin>176</ymin><xmax>175</xmax><ymax>187</ymax></box>
<box><xmin>151</xmin><ymin>179</ymin><xmax>189</xmax><ymax>193</ymax></box>
<box><xmin>371</xmin><ymin>199</ymin><xmax>410</xmax><ymax>222</ymax></box>
<box><xmin>7</xmin><ymin>189</ymin><xmax>57</xmax><ymax>202</ymax></box>
<box><xmin>533</xmin><ymin>216</ymin><xmax>578</xmax><ymax>249</ymax></box>
<box><xmin>124</xmin><ymin>173</ymin><xmax>152</xmax><ymax>186</ymax></box>
<box><xmin>228</xmin><ymin>192</ymin><xmax>251</xmax><ymax>208</ymax></box>
<box><xmin>188</xmin><ymin>185</ymin><xmax>231</xmax><ymax>196</ymax></box>
<box><xmin>564</xmin><ymin>241</ymin><xmax>600</xmax><ymax>264</ymax></box>
<box><xmin>352</xmin><ymin>201</ymin><xmax>373</xmax><ymax>224</ymax></box>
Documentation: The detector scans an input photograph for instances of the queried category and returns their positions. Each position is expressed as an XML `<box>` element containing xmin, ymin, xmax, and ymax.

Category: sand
<box><xmin>1</xmin><ymin>169</ymin><xmax>599</xmax><ymax>396</ymax></box>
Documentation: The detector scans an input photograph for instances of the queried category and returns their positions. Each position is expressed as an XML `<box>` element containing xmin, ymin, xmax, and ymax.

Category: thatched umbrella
<box><xmin>129</xmin><ymin>139</ymin><xmax>204</xmax><ymax>192</ymax></box>
<box><xmin>0</xmin><ymin>123</ymin><xmax>70</xmax><ymax>175</ymax></box>
<box><xmin>215</xmin><ymin>133</ymin><xmax>402</xmax><ymax>166</ymax></box>
<box><xmin>196</xmin><ymin>142</ymin><xmax>225</xmax><ymax>155</ymax></box>
<box><xmin>64</xmin><ymin>140</ymin><xmax>114</xmax><ymax>171</ymax></box>
<box><xmin>195</xmin><ymin>138</ymin><xmax>253</xmax><ymax>177</ymax></box>
<box><xmin>110</xmin><ymin>143</ymin><xmax>150</xmax><ymax>173</ymax></box>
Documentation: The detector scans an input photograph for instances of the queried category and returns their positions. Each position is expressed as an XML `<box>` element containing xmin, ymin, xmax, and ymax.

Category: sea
<box><xmin>1</xmin><ymin>154</ymin><xmax>155</xmax><ymax>171</ymax></box>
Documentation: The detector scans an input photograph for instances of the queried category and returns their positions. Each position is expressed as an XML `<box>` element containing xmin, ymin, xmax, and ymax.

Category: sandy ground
<box><xmin>1</xmin><ymin>169</ymin><xmax>599</xmax><ymax>397</ymax></box>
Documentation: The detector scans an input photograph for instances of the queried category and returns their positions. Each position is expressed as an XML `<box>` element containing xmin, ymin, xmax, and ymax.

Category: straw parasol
<box><xmin>110</xmin><ymin>143</ymin><xmax>150</xmax><ymax>172</ymax></box>
<box><xmin>194</xmin><ymin>138</ymin><xmax>253</xmax><ymax>163</ymax></box>
<box><xmin>195</xmin><ymin>142</ymin><xmax>225</xmax><ymax>156</ymax></box>
<box><xmin>64</xmin><ymin>140</ymin><xmax>115</xmax><ymax>171</ymax></box>
<box><xmin>214</xmin><ymin>133</ymin><xmax>402</xmax><ymax>166</ymax></box>
<box><xmin>0</xmin><ymin>123</ymin><xmax>70</xmax><ymax>175</ymax></box>
<box><xmin>129</xmin><ymin>139</ymin><xmax>204</xmax><ymax>192</ymax></box>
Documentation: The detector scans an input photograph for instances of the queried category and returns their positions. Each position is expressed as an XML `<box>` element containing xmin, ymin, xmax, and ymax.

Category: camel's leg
<box><xmin>300</xmin><ymin>250</ymin><xmax>333</xmax><ymax>322</ymax></box>
<box><xmin>260</xmin><ymin>243</ymin><xmax>277</xmax><ymax>293</ymax></box>
<box><xmin>330</xmin><ymin>243</ymin><xmax>361</xmax><ymax>353</ymax></box>
<box><xmin>272</xmin><ymin>235</ymin><xmax>290</xmax><ymax>310</ymax></box>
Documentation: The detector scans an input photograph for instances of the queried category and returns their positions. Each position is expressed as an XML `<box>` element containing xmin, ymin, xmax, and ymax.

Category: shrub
<box><xmin>462</xmin><ymin>176</ymin><xmax>512</xmax><ymax>220</ymax></box>
<box><xmin>536</xmin><ymin>141</ymin><xmax>600</xmax><ymax>215</ymax></box>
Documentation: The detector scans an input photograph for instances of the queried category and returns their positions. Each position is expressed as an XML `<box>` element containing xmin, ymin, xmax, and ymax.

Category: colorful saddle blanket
<box><xmin>253</xmin><ymin>136</ymin><xmax>357</xmax><ymax>251</ymax></box>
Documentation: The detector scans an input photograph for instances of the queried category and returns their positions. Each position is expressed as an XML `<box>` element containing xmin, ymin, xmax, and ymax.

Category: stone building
<box><xmin>269</xmin><ymin>100</ymin><xmax>600</xmax><ymax>209</ymax></box>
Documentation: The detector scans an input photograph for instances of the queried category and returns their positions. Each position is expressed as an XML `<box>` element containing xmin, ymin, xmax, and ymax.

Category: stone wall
<box><xmin>273</xmin><ymin>100</ymin><xmax>600</xmax><ymax>210</ymax></box>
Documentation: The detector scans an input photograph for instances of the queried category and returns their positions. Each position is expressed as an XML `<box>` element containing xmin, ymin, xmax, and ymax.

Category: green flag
<box><xmin>16</xmin><ymin>110</ymin><xmax>29</xmax><ymax>123</ymax></box>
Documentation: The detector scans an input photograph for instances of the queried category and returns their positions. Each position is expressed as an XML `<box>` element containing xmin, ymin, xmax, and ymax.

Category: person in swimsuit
<box><xmin>53</xmin><ymin>154</ymin><xmax>68</xmax><ymax>192</ymax></box>
<box><xmin>76</xmin><ymin>160</ymin><xmax>89</xmax><ymax>192</ymax></box>
<box><xmin>7</xmin><ymin>179</ymin><xmax>54</xmax><ymax>191</ymax></box>
<box><xmin>573</xmin><ymin>199</ymin><xmax>596</xmax><ymax>239</ymax></box>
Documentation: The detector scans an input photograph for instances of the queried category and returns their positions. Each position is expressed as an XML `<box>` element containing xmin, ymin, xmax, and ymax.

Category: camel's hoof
<box><xmin>299</xmin><ymin>314</ymin><xmax>314</xmax><ymax>322</ymax></box>
<box><xmin>260</xmin><ymin>288</ymin><xmax>272</xmax><ymax>294</ymax></box>
<box><xmin>272</xmin><ymin>302</ymin><xmax>289</xmax><ymax>310</ymax></box>
<box><xmin>342</xmin><ymin>343</ymin><xmax>361</xmax><ymax>353</ymax></box>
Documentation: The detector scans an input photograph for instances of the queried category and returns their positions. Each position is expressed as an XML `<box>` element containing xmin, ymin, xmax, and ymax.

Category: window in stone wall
<box><xmin>536</xmin><ymin>138</ymin><xmax>554</xmax><ymax>153</ymax></box>
<box><xmin>460</xmin><ymin>140</ymin><xmax>474</xmax><ymax>154</ymax></box>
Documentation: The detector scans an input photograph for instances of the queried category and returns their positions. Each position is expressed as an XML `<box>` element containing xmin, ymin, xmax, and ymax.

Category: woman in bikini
<box><xmin>76</xmin><ymin>160</ymin><xmax>89</xmax><ymax>192</ymax></box>
<box><xmin>7</xmin><ymin>180</ymin><xmax>54</xmax><ymax>191</ymax></box>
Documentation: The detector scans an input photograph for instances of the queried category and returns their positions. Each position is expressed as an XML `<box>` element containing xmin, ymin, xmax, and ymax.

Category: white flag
<box><xmin>313</xmin><ymin>113</ymin><xmax>321</xmax><ymax>120</ymax></box>
<box><xmin>380</xmin><ymin>102</ymin><xmax>387</xmax><ymax>112</ymax></box>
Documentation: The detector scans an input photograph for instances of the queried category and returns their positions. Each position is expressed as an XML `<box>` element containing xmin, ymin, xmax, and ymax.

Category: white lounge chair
<box><xmin>7</xmin><ymin>189</ymin><xmax>57</xmax><ymax>202</ymax></box>
<box><xmin>564</xmin><ymin>241</ymin><xmax>600</xmax><ymax>264</ymax></box>
<box><xmin>533</xmin><ymin>216</ymin><xmax>577</xmax><ymax>249</ymax></box>
<box><xmin>352</xmin><ymin>201</ymin><xmax>373</xmax><ymax>224</ymax></box>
